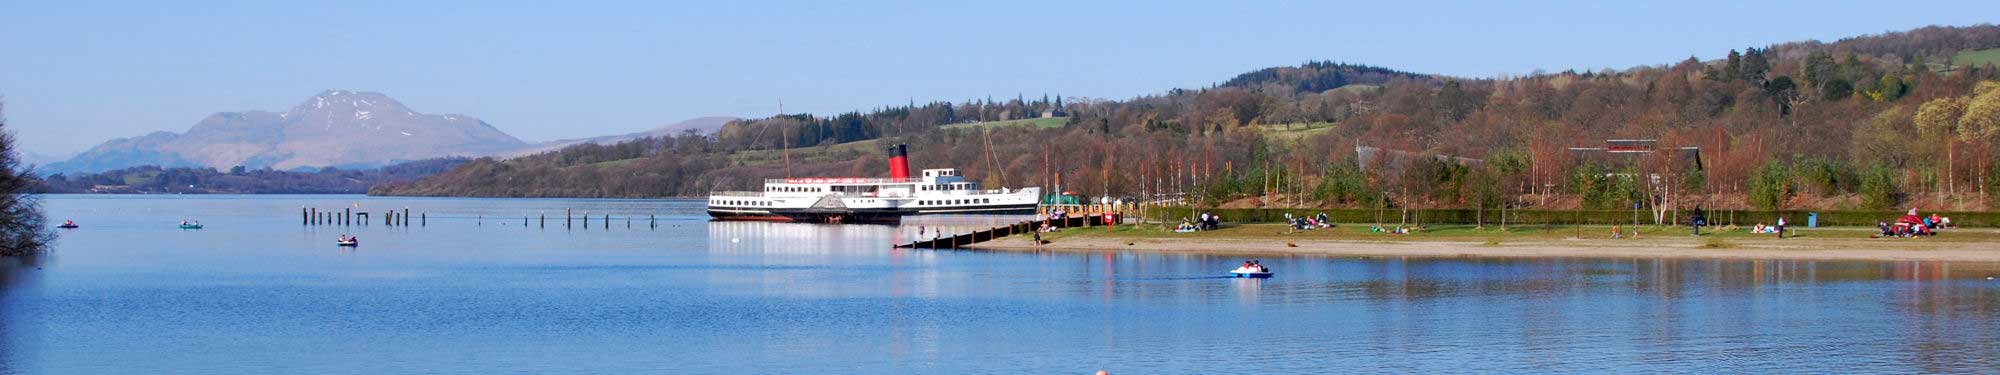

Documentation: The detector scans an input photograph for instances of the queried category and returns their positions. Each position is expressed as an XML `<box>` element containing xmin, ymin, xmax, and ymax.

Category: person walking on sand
<box><xmin>1775</xmin><ymin>216</ymin><xmax>1787</xmax><ymax>239</ymax></box>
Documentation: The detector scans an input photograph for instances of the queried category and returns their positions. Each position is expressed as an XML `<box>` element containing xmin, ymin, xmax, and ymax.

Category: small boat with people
<box><xmin>336</xmin><ymin>234</ymin><xmax>358</xmax><ymax>247</ymax></box>
<box><xmin>57</xmin><ymin>220</ymin><xmax>79</xmax><ymax>229</ymax></box>
<box><xmin>178</xmin><ymin>220</ymin><xmax>203</xmax><ymax>230</ymax></box>
<box><xmin>1230</xmin><ymin>260</ymin><xmax>1272</xmax><ymax>278</ymax></box>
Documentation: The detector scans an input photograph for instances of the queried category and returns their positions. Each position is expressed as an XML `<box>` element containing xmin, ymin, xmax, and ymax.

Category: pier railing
<box><xmin>895</xmin><ymin>214</ymin><xmax>1115</xmax><ymax>249</ymax></box>
<box><xmin>765</xmin><ymin>177</ymin><xmax>925</xmax><ymax>184</ymax></box>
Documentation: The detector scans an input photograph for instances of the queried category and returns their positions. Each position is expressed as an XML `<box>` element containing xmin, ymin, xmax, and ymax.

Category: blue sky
<box><xmin>1</xmin><ymin>0</ymin><xmax>1994</xmax><ymax>157</ymax></box>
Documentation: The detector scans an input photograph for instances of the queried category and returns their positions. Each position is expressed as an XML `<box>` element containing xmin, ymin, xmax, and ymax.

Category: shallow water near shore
<box><xmin>5</xmin><ymin>195</ymin><xmax>2000</xmax><ymax>373</ymax></box>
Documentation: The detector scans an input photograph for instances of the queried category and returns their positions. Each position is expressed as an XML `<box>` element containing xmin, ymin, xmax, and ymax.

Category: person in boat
<box><xmin>63</xmin><ymin>219</ymin><xmax>76</xmax><ymax>227</ymax></box>
<box><xmin>1241</xmin><ymin>260</ymin><xmax>1254</xmax><ymax>270</ymax></box>
<box><xmin>181</xmin><ymin>219</ymin><xmax>189</xmax><ymax>226</ymax></box>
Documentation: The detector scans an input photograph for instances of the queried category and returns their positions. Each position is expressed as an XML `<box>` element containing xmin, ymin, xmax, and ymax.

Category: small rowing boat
<box><xmin>336</xmin><ymin>240</ymin><xmax>358</xmax><ymax>247</ymax></box>
<box><xmin>1230</xmin><ymin>266</ymin><xmax>1273</xmax><ymax>278</ymax></box>
<box><xmin>179</xmin><ymin>224</ymin><xmax>203</xmax><ymax>229</ymax></box>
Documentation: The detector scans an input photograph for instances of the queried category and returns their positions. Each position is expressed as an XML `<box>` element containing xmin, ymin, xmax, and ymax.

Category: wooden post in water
<box><xmin>310</xmin><ymin>208</ymin><xmax>318</xmax><ymax>225</ymax></box>
<box><xmin>421</xmin><ymin>212</ymin><xmax>427</xmax><ymax>227</ymax></box>
<box><xmin>649</xmin><ymin>214</ymin><xmax>656</xmax><ymax>229</ymax></box>
<box><xmin>583</xmin><ymin>211</ymin><xmax>590</xmax><ymax>229</ymax></box>
<box><xmin>603</xmin><ymin>214</ymin><xmax>609</xmax><ymax>229</ymax></box>
<box><xmin>344</xmin><ymin>208</ymin><xmax>351</xmax><ymax>226</ymax></box>
<box><xmin>385</xmin><ymin>211</ymin><xmax>393</xmax><ymax>225</ymax></box>
<box><xmin>302</xmin><ymin>207</ymin><xmax>308</xmax><ymax>225</ymax></box>
<box><xmin>566</xmin><ymin>208</ymin><xmax>572</xmax><ymax>229</ymax></box>
<box><xmin>540</xmin><ymin>212</ymin><xmax>546</xmax><ymax>228</ymax></box>
<box><xmin>403</xmin><ymin>208</ymin><xmax>410</xmax><ymax>226</ymax></box>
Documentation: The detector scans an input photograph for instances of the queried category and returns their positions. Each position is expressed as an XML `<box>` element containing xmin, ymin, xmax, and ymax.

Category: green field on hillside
<box><xmin>121</xmin><ymin>170</ymin><xmax>161</xmax><ymax>186</ymax></box>
<box><xmin>940</xmin><ymin>117</ymin><xmax>1069</xmax><ymax>131</ymax></box>
<box><xmin>728</xmin><ymin>139</ymin><xmax>883</xmax><ymax>165</ymax></box>
<box><xmin>1953</xmin><ymin>48</ymin><xmax>2000</xmax><ymax>68</ymax></box>
<box><xmin>1258</xmin><ymin>122</ymin><xmax>1337</xmax><ymax>142</ymax></box>
<box><xmin>1329</xmin><ymin>84</ymin><xmax>1379</xmax><ymax>94</ymax></box>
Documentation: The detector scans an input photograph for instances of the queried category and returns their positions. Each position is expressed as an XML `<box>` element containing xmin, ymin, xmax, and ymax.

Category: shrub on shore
<box><xmin>0</xmin><ymin>101</ymin><xmax>52</xmax><ymax>256</ymax></box>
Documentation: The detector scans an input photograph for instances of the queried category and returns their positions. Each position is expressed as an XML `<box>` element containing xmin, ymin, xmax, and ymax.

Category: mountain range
<box><xmin>42</xmin><ymin>90</ymin><xmax>734</xmax><ymax>174</ymax></box>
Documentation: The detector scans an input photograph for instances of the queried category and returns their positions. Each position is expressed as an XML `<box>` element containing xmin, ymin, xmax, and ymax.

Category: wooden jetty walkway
<box><xmin>895</xmin><ymin>214</ymin><xmax>1117</xmax><ymax>249</ymax></box>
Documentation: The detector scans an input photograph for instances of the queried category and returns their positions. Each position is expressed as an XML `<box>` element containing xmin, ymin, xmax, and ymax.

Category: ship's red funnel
<box><xmin>886</xmin><ymin>144</ymin><xmax>911</xmax><ymax>179</ymax></box>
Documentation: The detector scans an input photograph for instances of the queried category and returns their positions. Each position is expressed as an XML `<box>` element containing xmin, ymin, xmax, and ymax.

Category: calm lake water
<box><xmin>4</xmin><ymin>195</ymin><xmax>1999</xmax><ymax>373</ymax></box>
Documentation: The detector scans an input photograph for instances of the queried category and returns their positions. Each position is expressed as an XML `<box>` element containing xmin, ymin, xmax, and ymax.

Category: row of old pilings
<box><xmin>302</xmin><ymin>207</ymin><xmax>422</xmax><ymax>226</ymax></box>
<box><xmin>515</xmin><ymin>208</ymin><xmax>658</xmax><ymax>229</ymax></box>
<box><xmin>302</xmin><ymin>207</ymin><xmax>659</xmax><ymax>229</ymax></box>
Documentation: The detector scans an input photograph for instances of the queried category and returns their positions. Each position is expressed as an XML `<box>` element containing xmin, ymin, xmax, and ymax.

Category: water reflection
<box><xmin>0</xmin><ymin>253</ymin><xmax>41</xmax><ymax>375</ymax></box>
<box><xmin>18</xmin><ymin>195</ymin><xmax>2000</xmax><ymax>373</ymax></box>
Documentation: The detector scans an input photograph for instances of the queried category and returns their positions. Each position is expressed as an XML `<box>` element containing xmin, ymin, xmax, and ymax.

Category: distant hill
<box><xmin>509</xmin><ymin>116</ymin><xmax>739</xmax><ymax>156</ymax></box>
<box><xmin>45</xmin><ymin>90</ymin><xmax>528</xmax><ymax>174</ymax></box>
<box><xmin>1220</xmin><ymin>61</ymin><xmax>1427</xmax><ymax>93</ymax></box>
<box><xmin>18</xmin><ymin>150</ymin><xmax>69</xmax><ymax>171</ymax></box>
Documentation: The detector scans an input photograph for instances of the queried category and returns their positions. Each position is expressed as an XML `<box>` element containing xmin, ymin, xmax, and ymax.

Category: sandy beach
<box><xmin>967</xmin><ymin>224</ymin><xmax>2000</xmax><ymax>262</ymax></box>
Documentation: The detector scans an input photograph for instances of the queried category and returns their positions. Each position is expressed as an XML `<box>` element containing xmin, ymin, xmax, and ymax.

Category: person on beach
<box><xmin>1690</xmin><ymin>207</ymin><xmax>1707</xmax><ymax>236</ymax></box>
<box><xmin>1775</xmin><ymin>216</ymin><xmax>1787</xmax><ymax>238</ymax></box>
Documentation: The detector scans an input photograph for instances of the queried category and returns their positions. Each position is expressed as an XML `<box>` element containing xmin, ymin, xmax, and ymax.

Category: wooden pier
<box><xmin>895</xmin><ymin>214</ymin><xmax>1116</xmax><ymax>249</ymax></box>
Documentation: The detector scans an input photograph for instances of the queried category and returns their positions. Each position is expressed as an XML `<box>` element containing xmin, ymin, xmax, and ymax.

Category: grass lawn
<box><xmin>1041</xmin><ymin>221</ymin><xmax>2000</xmax><ymax>248</ymax></box>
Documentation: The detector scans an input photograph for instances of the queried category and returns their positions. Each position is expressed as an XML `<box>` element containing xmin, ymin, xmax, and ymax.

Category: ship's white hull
<box><xmin>706</xmin><ymin>150</ymin><xmax>1042</xmax><ymax>224</ymax></box>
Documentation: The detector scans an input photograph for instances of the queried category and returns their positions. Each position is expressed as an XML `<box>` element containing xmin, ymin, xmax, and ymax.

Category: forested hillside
<box><xmin>377</xmin><ymin>24</ymin><xmax>2000</xmax><ymax>213</ymax></box>
<box><xmin>41</xmin><ymin>158</ymin><xmax>466</xmax><ymax>194</ymax></box>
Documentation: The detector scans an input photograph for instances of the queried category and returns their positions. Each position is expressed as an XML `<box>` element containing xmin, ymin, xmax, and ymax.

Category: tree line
<box><xmin>37</xmin><ymin>158</ymin><xmax>467</xmax><ymax>194</ymax></box>
<box><xmin>379</xmin><ymin>24</ymin><xmax>2000</xmax><ymax>216</ymax></box>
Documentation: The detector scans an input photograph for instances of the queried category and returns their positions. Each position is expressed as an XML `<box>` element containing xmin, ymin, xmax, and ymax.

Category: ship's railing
<box><xmin>765</xmin><ymin>177</ymin><xmax>926</xmax><ymax>185</ymax></box>
<box><xmin>709</xmin><ymin>191</ymin><xmax>765</xmax><ymax>197</ymax></box>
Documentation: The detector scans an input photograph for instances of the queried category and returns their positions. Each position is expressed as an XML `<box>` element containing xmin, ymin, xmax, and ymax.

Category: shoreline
<box><xmin>967</xmin><ymin>225</ymin><xmax>2000</xmax><ymax>262</ymax></box>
